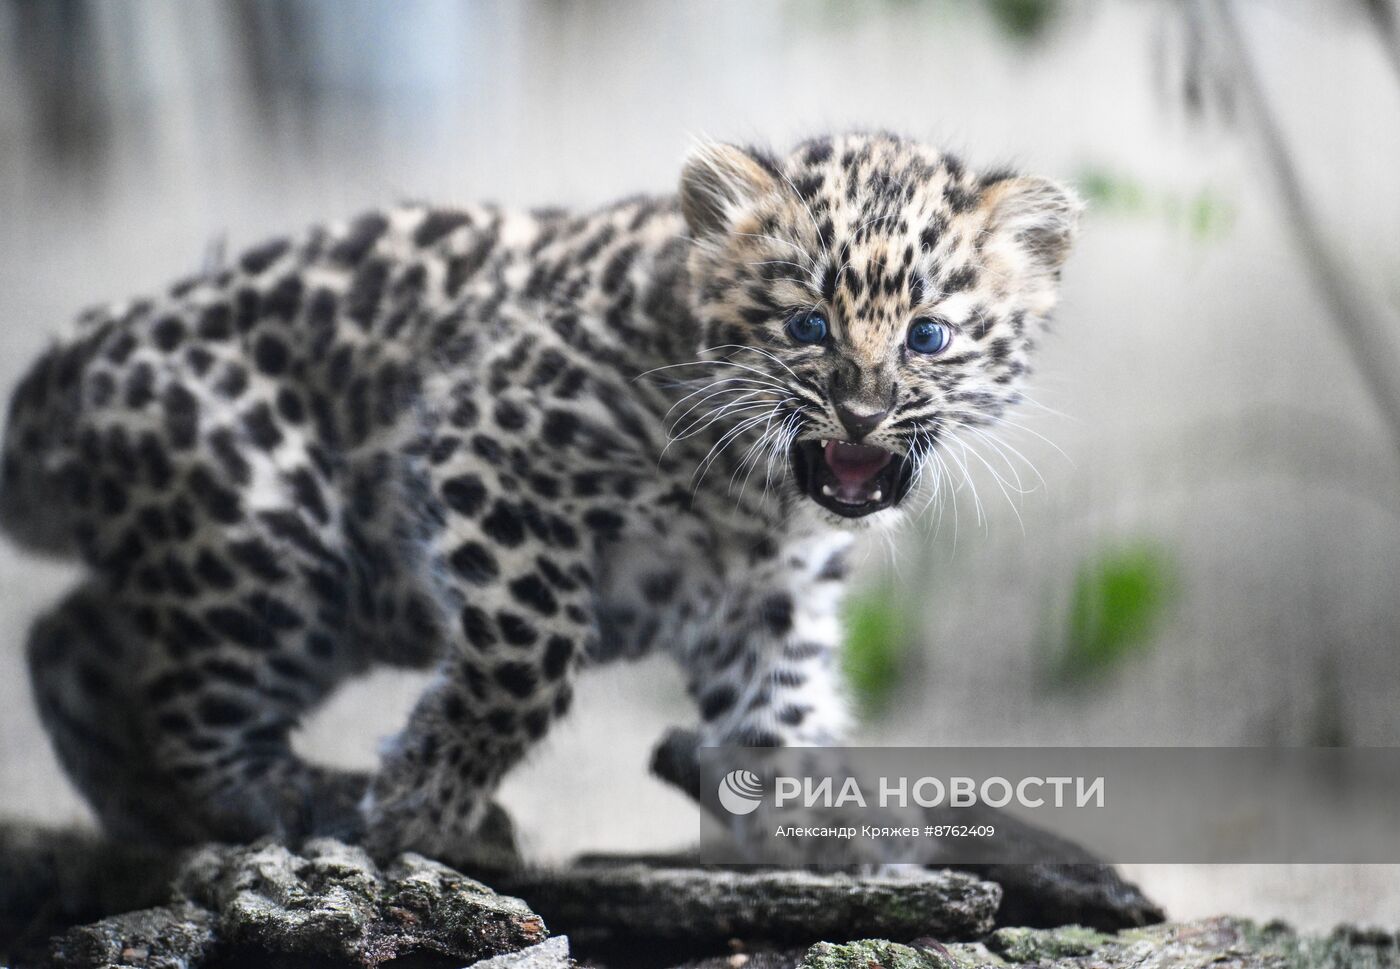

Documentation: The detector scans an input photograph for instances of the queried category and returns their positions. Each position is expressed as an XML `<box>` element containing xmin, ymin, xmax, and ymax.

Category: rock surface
<box><xmin>468</xmin><ymin>935</ymin><xmax>572</xmax><ymax>967</ymax></box>
<box><xmin>800</xmin><ymin>938</ymin><xmax>948</xmax><ymax>969</ymax></box>
<box><xmin>50</xmin><ymin>902</ymin><xmax>217</xmax><ymax>969</ymax></box>
<box><xmin>3</xmin><ymin>822</ymin><xmax>1398</xmax><ymax>969</ymax></box>
<box><xmin>19</xmin><ymin>835</ymin><xmax>548</xmax><ymax>969</ymax></box>
<box><xmin>936</xmin><ymin>918</ymin><xmax>1397</xmax><ymax>968</ymax></box>
<box><xmin>180</xmin><ymin>838</ymin><xmax>548</xmax><ymax>966</ymax></box>
<box><xmin>498</xmin><ymin>861</ymin><xmax>1001</xmax><ymax>945</ymax></box>
<box><xmin>0</xmin><ymin>821</ymin><xmax>180</xmax><ymax>962</ymax></box>
<box><xmin>684</xmin><ymin>918</ymin><xmax>1400</xmax><ymax>969</ymax></box>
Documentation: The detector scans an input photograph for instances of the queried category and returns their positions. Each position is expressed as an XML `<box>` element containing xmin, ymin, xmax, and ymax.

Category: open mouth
<box><xmin>789</xmin><ymin>439</ymin><xmax>914</xmax><ymax>518</ymax></box>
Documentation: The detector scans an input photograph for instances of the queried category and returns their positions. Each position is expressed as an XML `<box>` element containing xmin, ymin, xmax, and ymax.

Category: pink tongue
<box><xmin>824</xmin><ymin>440</ymin><xmax>893</xmax><ymax>492</ymax></box>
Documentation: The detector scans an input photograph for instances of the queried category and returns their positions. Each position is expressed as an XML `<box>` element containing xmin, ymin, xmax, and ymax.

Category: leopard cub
<box><xmin>2</xmin><ymin>132</ymin><xmax>1078</xmax><ymax>858</ymax></box>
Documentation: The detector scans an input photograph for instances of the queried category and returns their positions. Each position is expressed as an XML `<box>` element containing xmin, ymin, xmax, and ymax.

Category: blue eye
<box><xmin>907</xmin><ymin>318</ymin><xmax>953</xmax><ymax>355</ymax></box>
<box><xmin>785</xmin><ymin>310</ymin><xmax>829</xmax><ymax>345</ymax></box>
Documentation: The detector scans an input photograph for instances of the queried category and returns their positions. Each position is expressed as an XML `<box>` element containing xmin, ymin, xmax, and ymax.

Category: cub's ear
<box><xmin>679</xmin><ymin>142</ymin><xmax>780</xmax><ymax>238</ymax></box>
<box><xmin>981</xmin><ymin>175</ymin><xmax>1083</xmax><ymax>275</ymax></box>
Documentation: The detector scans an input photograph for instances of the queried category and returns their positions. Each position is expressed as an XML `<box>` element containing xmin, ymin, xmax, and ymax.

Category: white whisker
<box><xmin>700</xmin><ymin>343</ymin><xmax>801</xmax><ymax>382</ymax></box>
<box><xmin>669</xmin><ymin>396</ymin><xmax>784</xmax><ymax>445</ymax></box>
<box><xmin>949</xmin><ymin>432</ymin><xmax>1024</xmax><ymax>535</ymax></box>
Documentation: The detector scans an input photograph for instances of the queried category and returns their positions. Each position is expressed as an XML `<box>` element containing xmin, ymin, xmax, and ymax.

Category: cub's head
<box><xmin>678</xmin><ymin>132</ymin><xmax>1080</xmax><ymax>526</ymax></box>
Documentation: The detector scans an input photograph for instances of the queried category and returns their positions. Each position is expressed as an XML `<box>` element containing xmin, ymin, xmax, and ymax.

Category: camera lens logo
<box><xmin>717</xmin><ymin>769</ymin><xmax>764</xmax><ymax>815</ymax></box>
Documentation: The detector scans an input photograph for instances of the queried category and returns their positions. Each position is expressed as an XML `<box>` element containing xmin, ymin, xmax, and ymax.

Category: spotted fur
<box><xmin>1</xmin><ymin>133</ymin><xmax>1078</xmax><ymax>857</ymax></box>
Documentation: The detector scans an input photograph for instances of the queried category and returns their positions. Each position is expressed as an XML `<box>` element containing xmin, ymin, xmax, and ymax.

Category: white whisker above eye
<box><xmin>699</xmin><ymin>343</ymin><xmax>802</xmax><ymax>381</ymax></box>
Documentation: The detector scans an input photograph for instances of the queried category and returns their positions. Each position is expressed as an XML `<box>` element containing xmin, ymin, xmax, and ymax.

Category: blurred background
<box><xmin>2</xmin><ymin>0</ymin><xmax>1399</xmax><ymax>929</ymax></box>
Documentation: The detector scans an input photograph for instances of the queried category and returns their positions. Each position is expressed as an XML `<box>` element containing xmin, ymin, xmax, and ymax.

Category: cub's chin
<box><xmin>789</xmin><ymin>439</ymin><xmax>915</xmax><ymax>521</ymax></box>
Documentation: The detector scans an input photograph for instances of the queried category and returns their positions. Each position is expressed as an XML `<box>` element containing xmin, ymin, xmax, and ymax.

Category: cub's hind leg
<box><xmin>27</xmin><ymin>582</ymin><xmax>368</xmax><ymax>843</ymax></box>
<box><xmin>27</xmin><ymin>583</ymin><xmax>183</xmax><ymax>842</ymax></box>
<box><xmin>24</xmin><ymin>364</ymin><xmax>374</xmax><ymax>844</ymax></box>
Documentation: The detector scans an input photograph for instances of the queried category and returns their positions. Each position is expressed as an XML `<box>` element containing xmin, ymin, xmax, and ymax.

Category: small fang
<box><xmin>821</xmin><ymin>484</ymin><xmax>835</xmax><ymax>497</ymax></box>
<box><xmin>820</xmin><ymin>439</ymin><xmax>829</xmax><ymax>447</ymax></box>
<box><xmin>871</xmin><ymin>489</ymin><xmax>883</xmax><ymax>502</ymax></box>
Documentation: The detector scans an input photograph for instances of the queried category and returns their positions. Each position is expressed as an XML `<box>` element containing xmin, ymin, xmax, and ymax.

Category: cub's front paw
<box><xmin>955</xmin><ymin>862</ymin><xmax>1164</xmax><ymax>930</ymax></box>
<box><xmin>361</xmin><ymin>781</ymin><xmax>520</xmax><ymax>873</ymax></box>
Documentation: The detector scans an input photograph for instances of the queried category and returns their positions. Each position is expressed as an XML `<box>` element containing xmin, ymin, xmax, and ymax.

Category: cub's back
<box><xmin>0</xmin><ymin>204</ymin><xmax>538</xmax><ymax>555</ymax></box>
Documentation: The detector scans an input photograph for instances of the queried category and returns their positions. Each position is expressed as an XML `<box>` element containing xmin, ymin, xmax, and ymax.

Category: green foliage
<box><xmin>798</xmin><ymin>0</ymin><xmax>1059</xmax><ymax>41</ymax></box>
<box><xmin>1076</xmin><ymin>167</ymin><xmax>1235</xmax><ymax>241</ymax></box>
<box><xmin>985</xmin><ymin>0</ymin><xmax>1061</xmax><ymax>41</ymax></box>
<box><xmin>1051</xmin><ymin>543</ymin><xmax>1175</xmax><ymax>685</ymax></box>
<box><xmin>1185</xmin><ymin>192</ymin><xmax>1234</xmax><ymax>240</ymax></box>
<box><xmin>842</xmin><ymin>584</ymin><xmax>912</xmax><ymax>715</ymax></box>
<box><xmin>1077</xmin><ymin>169</ymin><xmax>1148</xmax><ymax>213</ymax></box>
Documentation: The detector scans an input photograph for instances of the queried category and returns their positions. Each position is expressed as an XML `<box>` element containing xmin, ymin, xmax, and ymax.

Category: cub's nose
<box><xmin>834</xmin><ymin>402</ymin><xmax>889</xmax><ymax>441</ymax></box>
